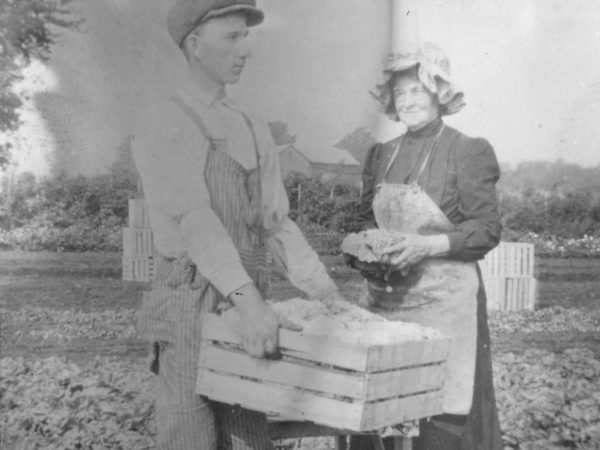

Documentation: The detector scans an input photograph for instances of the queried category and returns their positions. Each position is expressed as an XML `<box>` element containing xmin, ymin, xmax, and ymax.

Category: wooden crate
<box><xmin>122</xmin><ymin>256</ymin><xmax>155</xmax><ymax>282</ymax></box>
<box><xmin>197</xmin><ymin>314</ymin><xmax>450</xmax><ymax>432</ymax></box>
<box><xmin>128</xmin><ymin>199</ymin><xmax>150</xmax><ymax>228</ymax></box>
<box><xmin>479</xmin><ymin>242</ymin><xmax>537</xmax><ymax>311</ymax></box>
<box><xmin>483</xmin><ymin>277</ymin><xmax>537</xmax><ymax>311</ymax></box>
<box><xmin>122</xmin><ymin>227</ymin><xmax>155</xmax><ymax>258</ymax></box>
<box><xmin>479</xmin><ymin>242</ymin><xmax>535</xmax><ymax>278</ymax></box>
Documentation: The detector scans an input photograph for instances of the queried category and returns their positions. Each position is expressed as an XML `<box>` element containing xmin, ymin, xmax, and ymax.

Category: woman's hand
<box><xmin>382</xmin><ymin>233</ymin><xmax>450</xmax><ymax>271</ymax></box>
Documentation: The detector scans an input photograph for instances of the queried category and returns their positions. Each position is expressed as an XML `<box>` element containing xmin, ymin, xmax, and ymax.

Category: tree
<box><xmin>334</xmin><ymin>126</ymin><xmax>375</xmax><ymax>165</ymax></box>
<box><xmin>0</xmin><ymin>0</ymin><xmax>81</xmax><ymax>168</ymax></box>
<box><xmin>267</xmin><ymin>121</ymin><xmax>296</xmax><ymax>146</ymax></box>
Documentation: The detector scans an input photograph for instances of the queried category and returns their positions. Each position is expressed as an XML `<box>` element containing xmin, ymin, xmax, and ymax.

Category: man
<box><xmin>132</xmin><ymin>0</ymin><xmax>345</xmax><ymax>448</ymax></box>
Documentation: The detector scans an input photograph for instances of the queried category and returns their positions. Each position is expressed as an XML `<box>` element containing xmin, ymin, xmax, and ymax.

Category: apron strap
<box><xmin>382</xmin><ymin>136</ymin><xmax>404</xmax><ymax>181</ymax></box>
<box><xmin>414</xmin><ymin>124</ymin><xmax>445</xmax><ymax>185</ymax></box>
<box><xmin>381</xmin><ymin>124</ymin><xmax>445</xmax><ymax>186</ymax></box>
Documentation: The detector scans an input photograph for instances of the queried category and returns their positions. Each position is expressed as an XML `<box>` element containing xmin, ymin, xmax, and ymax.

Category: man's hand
<box><xmin>229</xmin><ymin>283</ymin><xmax>300</xmax><ymax>358</ymax></box>
<box><xmin>381</xmin><ymin>233</ymin><xmax>450</xmax><ymax>271</ymax></box>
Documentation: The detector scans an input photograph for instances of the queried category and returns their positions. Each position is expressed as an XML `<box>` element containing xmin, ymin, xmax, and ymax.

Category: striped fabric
<box><xmin>137</xmin><ymin>96</ymin><xmax>273</xmax><ymax>449</ymax></box>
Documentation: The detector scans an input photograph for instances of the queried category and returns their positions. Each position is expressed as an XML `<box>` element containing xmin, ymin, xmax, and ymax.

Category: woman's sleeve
<box><xmin>447</xmin><ymin>137</ymin><xmax>502</xmax><ymax>261</ymax></box>
<box><xmin>358</xmin><ymin>143</ymin><xmax>382</xmax><ymax>229</ymax></box>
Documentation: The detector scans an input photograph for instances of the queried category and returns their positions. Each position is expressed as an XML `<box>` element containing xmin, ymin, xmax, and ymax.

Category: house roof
<box><xmin>281</xmin><ymin>145</ymin><xmax>360</xmax><ymax>166</ymax></box>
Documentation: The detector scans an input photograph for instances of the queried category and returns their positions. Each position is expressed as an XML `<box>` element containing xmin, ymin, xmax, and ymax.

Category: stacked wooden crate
<box><xmin>122</xmin><ymin>199</ymin><xmax>156</xmax><ymax>282</ymax></box>
<box><xmin>197</xmin><ymin>313</ymin><xmax>450</xmax><ymax>432</ymax></box>
<box><xmin>478</xmin><ymin>242</ymin><xmax>537</xmax><ymax>311</ymax></box>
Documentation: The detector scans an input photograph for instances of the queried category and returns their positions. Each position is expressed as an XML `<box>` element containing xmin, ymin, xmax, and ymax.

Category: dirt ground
<box><xmin>1</xmin><ymin>251</ymin><xmax>600</xmax><ymax>449</ymax></box>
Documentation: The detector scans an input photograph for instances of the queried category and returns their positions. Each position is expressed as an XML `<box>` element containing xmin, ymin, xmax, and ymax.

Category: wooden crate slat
<box><xmin>202</xmin><ymin>315</ymin><xmax>370</xmax><ymax>372</ymax></box>
<box><xmin>122</xmin><ymin>256</ymin><xmax>155</xmax><ymax>282</ymax></box>
<box><xmin>197</xmin><ymin>369</ymin><xmax>365</xmax><ymax>431</ymax></box>
<box><xmin>365</xmin><ymin>339</ymin><xmax>449</xmax><ymax>372</ymax></box>
<box><xmin>360</xmin><ymin>391</ymin><xmax>444</xmax><ymax>431</ymax></box>
<box><xmin>503</xmin><ymin>243</ymin><xmax>511</xmax><ymax>276</ymax></box>
<box><xmin>517</xmin><ymin>278</ymin><xmax>528</xmax><ymax>309</ymax></box>
<box><xmin>122</xmin><ymin>228</ymin><xmax>154</xmax><ymax>257</ymax></box>
<box><xmin>528</xmin><ymin>245</ymin><xmax>535</xmax><ymax>276</ymax></box>
<box><xmin>509</xmin><ymin>278</ymin><xmax>516</xmax><ymax>311</ymax></box>
<box><xmin>517</xmin><ymin>246</ymin><xmax>529</xmax><ymax>275</ymax></box>
<box><xmin>198</xmin><ymin>343</ymin><xmax>365</xmax><ymax>400</ymax></box>
<box><xmin>363</xmin><ymin>363</ymin><xmax>446</xmax><ymax>401</ymax></box>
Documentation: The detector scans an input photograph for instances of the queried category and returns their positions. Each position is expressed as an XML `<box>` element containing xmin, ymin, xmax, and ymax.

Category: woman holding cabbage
<box><xmin>346</xmin><ymin>41</ymin><xmax>503</xmax><ymax>450</ymax></box>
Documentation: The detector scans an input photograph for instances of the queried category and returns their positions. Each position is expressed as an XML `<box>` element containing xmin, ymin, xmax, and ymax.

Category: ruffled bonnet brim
<box><xmin>372</xmin><ymin>46</ymin><xmax>466</xmax><ymax>119</ymax></box>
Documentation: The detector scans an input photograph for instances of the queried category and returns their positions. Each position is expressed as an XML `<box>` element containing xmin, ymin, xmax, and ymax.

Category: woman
<box><xmin>351</xmin><ymin>42</ymin><xmax>503</xmax><ymax>450</ymax></box>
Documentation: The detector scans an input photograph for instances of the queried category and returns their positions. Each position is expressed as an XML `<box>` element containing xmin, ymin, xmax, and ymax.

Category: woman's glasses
<box><xmin>392</xmin><ymin>86</ymin><xmax>430</xmax><ymax>101</ymax></box>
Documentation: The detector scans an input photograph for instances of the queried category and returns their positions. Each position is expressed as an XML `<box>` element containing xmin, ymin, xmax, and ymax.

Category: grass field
<box><xmin>1</xmin><ymin>251</ymin><xmax>599</xmax><ymax>449</ymax></box>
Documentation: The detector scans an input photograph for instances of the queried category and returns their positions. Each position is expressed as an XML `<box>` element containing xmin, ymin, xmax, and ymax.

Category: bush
<box><xmin>2</xmin><ymin>165</ymin><xmax>600</xmax><ymax>256</ymax></box>
<box><xmin>284</xmin><ymin>172</ymin><xmax>363</xmax><ymax>233</ymax></box>
<box><xmin>0</xmin><ymin>172</ymin><xmax>136</xmax><ymax>252</ymax></box>
<box><xmin>297</xmin><ymin>222</ymin><xmax>345</xmax><ymax>256</ymax></box>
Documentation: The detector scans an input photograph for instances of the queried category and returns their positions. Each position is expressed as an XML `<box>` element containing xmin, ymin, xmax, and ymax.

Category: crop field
<box><xmin>1</xmin><ymin>252</ymin><xmax>599</xmax><ymax>449</ymax></box>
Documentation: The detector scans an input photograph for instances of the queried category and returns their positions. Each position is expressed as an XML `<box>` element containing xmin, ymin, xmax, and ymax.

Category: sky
<box><xmin>6</xmin><ymin>0</ymin><xmax>600</xmax><ymax>176</ymax></box>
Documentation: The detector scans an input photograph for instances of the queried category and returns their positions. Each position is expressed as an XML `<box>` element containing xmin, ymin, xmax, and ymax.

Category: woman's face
<box><xmin>392</xmin><ymin>72</ymin><xmax>440</xmax><ymax>131</ymax></box>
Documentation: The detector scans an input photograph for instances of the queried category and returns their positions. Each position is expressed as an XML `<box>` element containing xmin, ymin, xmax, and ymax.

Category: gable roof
<box><xmin>281</xmin><ymin>145</ymin><xmax>360</xmax><ymax>166</ymax></box>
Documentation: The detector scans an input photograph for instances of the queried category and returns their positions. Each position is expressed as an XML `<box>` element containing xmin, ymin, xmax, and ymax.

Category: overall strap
<box><xmin>170</xmin><ymin>96</ymin><xmax>217</xmax><ymax>151</ymax></box>
<box><xmin>239</xmin><ymin>111</ymin><xmax>261</xmax><ymax>168</ymax></box>
<box><xmin>171</xmin><ymin>96</ymin><xmax>261</xmax><ymax>169</ymax></box>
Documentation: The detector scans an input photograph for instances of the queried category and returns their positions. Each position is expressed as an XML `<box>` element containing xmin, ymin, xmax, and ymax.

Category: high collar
<box><xmin>406</xmin><ymin>117</ymin><xmax>444</xmax><ymax>139</ymax></box>
<box><xmin>180</xmin><ymin>78</ymin><xmax>235</xmax><ymax>109</ymax></box>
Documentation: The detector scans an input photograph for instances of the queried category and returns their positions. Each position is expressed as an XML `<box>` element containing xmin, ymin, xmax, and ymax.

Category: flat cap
<box><xmin>167</xmin><ymin>0</ymin><xmax>264</xmax><ymax>47</ymax></box>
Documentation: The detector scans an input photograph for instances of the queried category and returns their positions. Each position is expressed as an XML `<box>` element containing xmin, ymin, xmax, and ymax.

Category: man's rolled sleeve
<box><xmin>267</xmin><ymin>218</ymin><xmax>338</xmax><ymax>299</ymax></box>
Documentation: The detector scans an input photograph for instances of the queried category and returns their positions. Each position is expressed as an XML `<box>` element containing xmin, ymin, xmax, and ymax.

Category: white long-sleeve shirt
<box><xmin>132</xmin><ymin>81</ymin><xmax>337</xmax><ymax>300</ymax></box>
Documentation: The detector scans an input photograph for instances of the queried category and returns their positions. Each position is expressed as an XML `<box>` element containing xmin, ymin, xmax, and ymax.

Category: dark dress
<box><xmin>355</xmin><ymin>118</ymin><xmax>504</xmax><ymax>450</ymax></box>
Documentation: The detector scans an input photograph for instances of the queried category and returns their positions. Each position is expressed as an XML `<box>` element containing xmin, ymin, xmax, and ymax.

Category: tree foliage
<box><xmin>0</xmin><ymin>0</ymin><xmax>81</xmax><ymax>168</ymax></box>
<box><xmin>0</xmin><ymin>170</ymin><xmax>136</xmax><ymax>251</ymax></box>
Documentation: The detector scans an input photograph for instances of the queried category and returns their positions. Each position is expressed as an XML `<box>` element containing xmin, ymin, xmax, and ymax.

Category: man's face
<box><xmin>193</xmin><ymin>14</ymin><xmax>251</xmax><ymax>86</ymax></box>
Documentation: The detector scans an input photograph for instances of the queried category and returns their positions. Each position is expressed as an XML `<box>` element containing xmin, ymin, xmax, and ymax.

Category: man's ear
<box><xmin>184</xmin><ymin>32</ymin><xmax>203</xmax><ymax>60</ymax></box>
